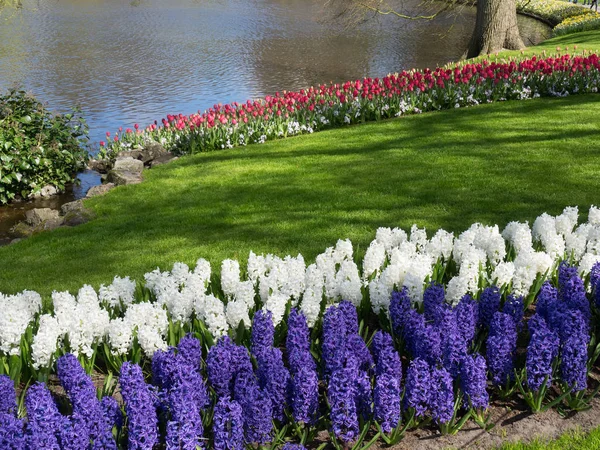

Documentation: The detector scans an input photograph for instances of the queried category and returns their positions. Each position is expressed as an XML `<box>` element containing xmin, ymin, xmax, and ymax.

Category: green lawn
<box><xmin>0</xmin><ymin>93</ymin><xmax>599</xmax><ymax>297</ymax></box>
<box><xmin>499</xmin><ymin>427</ymin><xmax>600</xmax><ymax>449</ymax></box>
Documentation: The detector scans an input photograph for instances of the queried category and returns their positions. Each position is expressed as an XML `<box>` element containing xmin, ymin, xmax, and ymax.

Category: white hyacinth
<box><xmin>0</xmin><ymin>291</ymin><xmax>42</xmax><ymax>356</ymax></box>
<box><xmin>99</xmin><ymin>276</ymin><xmax>136</xmax><ymax>310</ymax></box>
<box><xmin>362</xmin><ymin>240</ymin><xmax>386</xmax><ymax>280</ymax></box>
<box><xmin>31</xmin><ymin>315</ymin><xmax>62</xmax><ymax>370</ymax></box>
<box><xmin>221</xmin><ymin>260</ymin><xmax>241</xmax><ymax>297</ymax></box>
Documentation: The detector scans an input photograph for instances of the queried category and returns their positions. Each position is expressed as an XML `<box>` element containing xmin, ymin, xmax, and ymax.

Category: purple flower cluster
<box><xmin>24</xmin><ymin>382</ymin><xmax>63</xmax><ymax>449</ymax></box>
<box><xmin>455</xmin><ymin>294</ymin><xmax>478</xmax><ymax>346</ymax></box>
<box><xmin>207</xmin><ymin>336</ymin><xmax>252</xmax><ymax>399</ymax></box>
<box><xmin>526</xmin><ymin>315</ymin><xmax>559</xmax><ymax>392</ymax></box>
<box><xmin>325</xmin><ymin>301</ymin><xmax>374</xmax><ymax>443</ymax></box>
<box><xmin>233</xmin><ymin>370</ymin><xmax>273</xmax><ymax>445</ymax></box>
<box><xmin>440</xmin><ymin>309</ymin><xmax>467</xmax><ymax>378</ymax></box>
<box><xmin>590</xmin><ymin>261</ymin><xmax>600</xmax><ymax>309</ymax></box>
<box><xmin>328</xmin><ymin>354</ymin><xmax>360</xmax><ymax>444</ymax></box>
<box><xmin>56</xmin><ymin>354</ymin><xmax>116</xmax><ymax>449</ymax></box>
<box><xmin>251</xmin><ymin>310</ymin><xmax>290</xmax><ymax>421</ymax></box>
<box><xmin>503</xmin><ymin>294</ymin><xmax>524</xmax><ymax>329</ymax></box>
<box><xmin>486</xmin><ymin>312</ymin><xmax>517</xmax><ymax>386</ymax></box>
<box><xmin>372</xmin><ymin>332</ymin><xmax>401</xmax><ymax>433</ymax></box>
<box><xmin>213</xmin><ymin>397</ymin><xmax>244</xmax><ymax>450</ymax></box>
<box><xmin>0</xmin><ymin>376</ymin><xmax>24</xmax><ymax>450</ymax></box>
<box><xmin>403</xmin><ymin>358</ymin><xmax>431</xmax><ymax>417</ymax></box>
<box><xmin>120</xmin><ymin>362</ymin><xmax>159</xmax><ymax>450</ymax></box>
<box><xmin>423</xmin><ymin>283</ymin><xmax>448</xmax><ymax>326</ymax></box>
<box><xmin>281</xmin><ymin>443</ymin><xmax>307</xmax><ymax>450</ymax></box>
<box><xmin>459</xmin><ymin>354</ymin><xmax>489</xmax><ymax>410</ymax></box>
<box><xmin>429</xmin><ymin>367</ymin><xmax>454</xmax><ymax>425</ymax></box>
<box><xmin>0</xmin><ymin>375</ymin><xmax>17</xmax><ymax>416</ymax></box>
<box><xmin>389</xmin><ymin>287</ymin><xmax>412</xmax><ymax>336</ymax></box>
<box><xmin>479</xmin><ymin>287</ymin><xmax>501</xmax><ymax>329</ymax></box>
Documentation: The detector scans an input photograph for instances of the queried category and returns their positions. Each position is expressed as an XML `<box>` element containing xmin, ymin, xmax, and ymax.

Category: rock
<box><xmin>86</xmin><ymin>183</ymin><xmax>115</xmax><ymax>198</ymax></box>
<box><xmin>107</xmin><ymin>171</ymin><xmax>143</xmax><ymax>186</ymax></box>
<box><xmin>140</xmin><ymin>143</ymin><xmax>167</xmax><ymax>164</ymax></box>
<box><xmin>149</xmin><ymin>153</ymin><xmax>177</xmax><ymax>168</ymax></box>
<box><xmin>9</xmin><ymin>222</ymin><xmax>34</xmax><ymax>238</ymax></box>
<box><xmin>63</xmin><ymin>209</ymin><xmax>95</xmax><ymax>227</ymax></box>
<box><xmin>10</xmin><ymin>238</ymin><xmax>23</xmax><ymax>245</ymax></box>
<box><xmin>60</xmin><ymin>200</ymin><xmax>84</xmax><ymax>216</ymax></box>
<box><xmin>36</xmin><ymin>217</ymin><xmax>64</xmax><ymax>231</ymax></box>
<box><xmin>117</xmin><ymin>150</ymin><xmax>144</xmax><ymax>160</ymax></box>
<box><xmin>25</xmin><ymin>208</ymin><xmax>61</xmax><ymax>227</ymax></box>
<box><xmin>87</xmin><ymin>159</ymin><xmax>112</xmax><ymax>173</ymax></box>
<box><xmin>113</xmin><ymin>157</ymin><xmax>144</xmax><ymax>175</ymax></box>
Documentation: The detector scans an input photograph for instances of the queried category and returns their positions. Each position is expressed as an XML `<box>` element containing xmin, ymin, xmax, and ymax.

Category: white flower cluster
<box><xmin>0</xmin><ymin>290</ymin><xmax>42</xmax><ymax>356</ymax></box>
<box><xmin>32</xmin><ymin>286</ymin><xmax>109</xmax><ymax>368</ymax></box>
<box><xmin>5</xmin><ymin>205</ymin><xmax>600</xmax><ymax>371</ymax></box>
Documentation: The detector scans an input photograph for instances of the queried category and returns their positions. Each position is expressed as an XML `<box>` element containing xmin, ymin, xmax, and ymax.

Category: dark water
<box><xmin>0</xmin><ymin>0</ymin><xmax>550</xmax><ymax>241</ymax></box>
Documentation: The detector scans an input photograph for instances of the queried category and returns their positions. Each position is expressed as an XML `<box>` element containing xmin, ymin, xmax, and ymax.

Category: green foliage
<box><xmin>0</xmin><ymin>88</ymin><xmax>89</xmax><ymax>204</ymax></box>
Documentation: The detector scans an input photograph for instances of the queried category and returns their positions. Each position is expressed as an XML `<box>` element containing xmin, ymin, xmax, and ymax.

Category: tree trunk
<box><xmin>465</xmin><ymin>0</ymin><xmax>525</xmax><ymax>58</ymax></box>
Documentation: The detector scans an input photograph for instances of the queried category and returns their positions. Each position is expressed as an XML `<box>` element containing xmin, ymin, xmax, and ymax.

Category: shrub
<box><xmin>0</xmin><ymin>88</ymin><xmax>89</xmax><ymax>204</ymax></box>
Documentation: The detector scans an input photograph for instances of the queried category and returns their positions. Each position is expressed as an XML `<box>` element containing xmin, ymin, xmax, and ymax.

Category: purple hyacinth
<box><xmin>404</xmin><ymin>358</ymin><xmax>431</xmax><ymax>418</ymax></box>
<box><xmin>459</xmin><ymin>354</ymin><xmax>489</xmax><ymax>410</ymax></box>
<box><xmin>429</xmin><ymin>367</ymin><xmax>454</xmax><ymax>425</ymax></box>
<box><xmin>233</xmin><ymin>370</ymin><xmax>273</xmax><ymax>445</ymax></box>
<box><xmin>558</xmin><ymin>309</ymin><xmax>590</xmax><ymax>344</ymax></box>
<box><xmin>402</xmin><ymin>307</ymin><xmax>426</xmax><ymax>357</ymax></box>
<box><xmin>57</xmin><ymin>413</ymin><xmax>90</xmax><ymax>450</ymax></box>
<box><xmin>56</xmin><ymin>354</ymin><xmax>116</xmax><ymax>450</ymax></box>
<box><xmin>286</xmin><ymin>308</ymin><xmax>316</xmax><ymax>374</ymax></box>
<box><xmin>558</xmin><ymin>262</ymin><xmax>579</xmax><ymax>297</ymax></box>
<box><xmin>207</xmin><ymin>336</ymin><xmax>251</xmax><ymax>398</ymax></box>
<box><xmin>165</xmin><ymin>383</ymin><xmax>204</xmax><ymax>450</ymax></box>
<box><xmin>291</xmin><ymin>365</ymin><xmax>319</xmax><ymax>424</ymax></box>
<box><xmin>526</xmin><ymin>317</ymin><xmax>560</xmax><ymax>392</ymax></box>
<box><xmin>322</xmin><ymin>305</ymin><xmax>348</xmax><ymax>377</ymax></box>
<box><xmin>0</xmin><ymin>375</ymin><xmax>17</xmax><ymax>416</ymax></box>
<box><xmin>479</xmin><ymin>286</ymin><xmax>501</xmax><ymax>329</ymax></box>
<box><xmin>338</xmin><ymin>300</ymin><xmax>360</xmax><ymax>336</ymax></box>
<box><xmin>374</xmin><ymin>372</ymin><xmax>401</xmax><ymax>433</ymax></box>
<box><xmin>24</xmin><ymin>382</ymin><xmax>62</xmax><ymax>449</ymax></box>
<box><xmin>281</xmin><ymin>444</ymin><xmax>307</xmax><ymax>450</ymax></box>
<box><xmin>328</xmin><ymin>356</ymin><xmax>360</xmax><ymax>444</ymax></box>
<box><xmin>354</xmin><ymin>369</ymin><xmax>373</xmax><ymax>420</ymax></box>
<box><xmin>177</xmin><ymin>334</ymin><xmax>203</xmax><ymax>370</ymax></box>
<box><xmin>213</xmin><ymin>397</ymin><xmax>244</xmax><ymax>450</ymax></box>
<box><xmin>101</xmin><ymin>396</ymin><xmax>123</xmax><ymax>430</ymax></box>
<box><xmin>441</xmin><ymin>311</ymin><xmax>468</xmax><ymax>379</ymax></box>
<box><xmin>591</xmin><ymin>262</ymin><xmax>600</xmax><ymax>308</ymax></box>
<box><xmin>536</xmin><ymin>282</ymin><xmax>558</xmax><ymax>322</ymax></box>
<box><xmin>562</xmin><ymin>274</ymin><xmax>591</xmax><ymax>323</ymax></box>
<box><xmin>423</xmin><ymin>282</ymin><xmax>447</xmax><ymax>326</ymax></box>
<box><xmin>372</xmin><ymin>331</ymin><xmax>402</xmax><ymax>385</ymax></box>
<box><xmin>346</xmin><ymin>333</ymin><xmax>374</xmax><ymax>372</ymax></box>
<box><xmin>414</xmin><ymin>323</ymin><xmax>442</xmax><ymax>365</ymax></box>
<box><xmin>389</xmin><ymin>287</ymin><xmax>412</xmax><ymax>336</ymax></box>
<box><xmin>486</xmin><ymin>312</ymin><xmax>517</xmax><ymax>386</ymax></box>
<box><xmin>456</xmin><ymin>294</ymin><xmax>478</xmax><ymax>346</ymax></box>
<box><xmin>0</xmin><ymin>413</ymin><xmax>25</xmax><ymax>450</ymax></box>
<box><xmin>120</xmin><ymin>362</ymin><xmax>159</xmax><ymax>450</ymax></box>
<box><xmin>559</xmin><ymin>311</ymin><xmax>590</xmax><ymax>392</ymax></box>
<box><xmin>256</xmin><ymin>346</ymin><xmax>290</xmax><ymax>421</ymax></box>
<box><xmin>251</xmin><ymin>310</ymin><xmax>274</xmax><ymax>359</ymax></box>
<box><xmin>503</xmin><ymin>294</ymin><xmax>525</xmax><ymax>329</ymax></box>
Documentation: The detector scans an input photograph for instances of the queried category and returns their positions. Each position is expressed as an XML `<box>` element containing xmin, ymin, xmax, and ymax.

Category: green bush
<box><xmin>0</xmin><ymin>88</ymin><xmax>89</xmax><ymax>204</ymax></box>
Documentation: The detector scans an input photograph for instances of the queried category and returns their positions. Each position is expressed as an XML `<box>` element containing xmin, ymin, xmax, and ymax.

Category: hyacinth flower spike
<box><xmin>459</xmin><ymin>354</ymin><xmax>493</xmax><ymax>431</ymax></box>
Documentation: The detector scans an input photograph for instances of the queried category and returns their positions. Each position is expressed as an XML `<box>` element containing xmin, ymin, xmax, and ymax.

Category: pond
<box><xmin>0</xmin><ymin>0</ymin><xmax>551</xmax><ymax>242</ymax></box>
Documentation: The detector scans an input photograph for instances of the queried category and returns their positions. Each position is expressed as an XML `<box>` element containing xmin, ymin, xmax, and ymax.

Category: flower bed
<box><xmin>516</xmin><ymin>0</ymin><xmax>600</xmax><ymax>35</ymax></box>
<box><xmin>2</xmin><ymin>206</ymin><xmax>600</xmax><ymax>448</ymax></box>
<box><xmin>97</xmin><ymin>54</ymin><xmax>600</xmax><ymax>160</ymax></box>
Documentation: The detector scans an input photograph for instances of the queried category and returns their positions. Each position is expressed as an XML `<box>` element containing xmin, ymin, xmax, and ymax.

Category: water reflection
<box><xmin>0</xmin><ymin>0</ymin><xmax>551</xmax><ymax>144</ymax></box>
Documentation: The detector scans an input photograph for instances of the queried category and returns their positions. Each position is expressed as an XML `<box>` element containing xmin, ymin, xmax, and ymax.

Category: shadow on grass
<box><xmin>0</xmin><ymin>94</ymin><xmax>599</xmax><ymax>296</ymax></box>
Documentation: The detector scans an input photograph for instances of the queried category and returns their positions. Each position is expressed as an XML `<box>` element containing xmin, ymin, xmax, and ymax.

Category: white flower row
<box><xmin>2</xmin><ymin>205</ymin><xmax>600</xmax><ymax>370</ymax></box>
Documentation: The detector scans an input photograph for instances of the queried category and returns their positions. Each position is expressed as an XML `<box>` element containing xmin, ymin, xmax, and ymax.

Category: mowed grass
<box><xmin>0</xmin><ymin>94</ymin><xmax>599</xmax><ymax>297</ymax></box>
<box><xmin>498</xmin><ymin>427</ymin><xmax>600</xmax><ymax>449</ymax></box>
